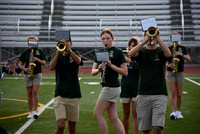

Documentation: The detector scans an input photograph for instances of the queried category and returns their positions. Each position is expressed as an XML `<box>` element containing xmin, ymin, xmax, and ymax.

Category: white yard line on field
<box><xmin>185</xmin><ymin>77</ymin><xmax>200</xmax><ymax>86</ymax></box>
<box><xmin>15</xmin><ymin>98</ymin><xmax>54</xmax><ymax>134</ymax></box>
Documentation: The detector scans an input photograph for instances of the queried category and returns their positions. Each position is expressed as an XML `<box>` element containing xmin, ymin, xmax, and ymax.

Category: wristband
<box><xmin>181</xmin><ymin>53</ymin><xmax>183</xmax><ymax>57</ymax></box>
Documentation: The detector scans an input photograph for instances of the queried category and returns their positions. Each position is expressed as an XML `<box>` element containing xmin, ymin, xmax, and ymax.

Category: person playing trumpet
<box><xmin>166</xmin><ymin>32</ymin><xmax>191</xmax><ymax>120</ymax></box>
<box><xmin>129</xmin><ymin>28</ymin><xmax>171</xmax><ymax>134</ymax></box>
<box><xmin>19</xmin><ymin>36</ymin><xmax>46</xmax><ymax>119</ymax></box>
<box><xmin>49</xmin><ymin>37</ymin><xmax>83</xmax><ymax>134</ymax></box>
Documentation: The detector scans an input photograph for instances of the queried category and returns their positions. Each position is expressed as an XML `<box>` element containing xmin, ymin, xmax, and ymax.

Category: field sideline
<box><xmin>0</xmin><ymin>73</ymin><xmax>200</xmax><ymax>134</ymax></box>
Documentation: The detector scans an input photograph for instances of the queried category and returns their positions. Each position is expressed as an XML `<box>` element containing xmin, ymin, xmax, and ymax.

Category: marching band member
<box><xmin>166</xmin><ymin>32</ymin><xmax>191</xmax><ymax>120</ymax></box>
<box><xmin>49</xmin><ymin>37</ymin><xmax>83</xmax><ymax>134</ymax></box>
<box><xmin>129</xmin><ymin>29</ymin><xmax>171</xmax><ymax>134</ymax></box>
<box><xmin>120</xmin><ymin>36</ymin><xmax>140</xmax><ymax>134</ymax></box>
<box><xmin>19</xmin><ymin>36</ymin><xmax>46</xmax><ymax>119</ymax></box>
<box><xmin>91</xmin><ymin>28</ymin><xmax>127</xmax><ymax>134</ymax></box>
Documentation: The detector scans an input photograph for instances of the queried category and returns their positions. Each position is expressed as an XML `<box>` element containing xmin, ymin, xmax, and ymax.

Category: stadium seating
<box><xmin>0</xmin><ymin>0</ymin><xmax>199</xmax><ymax>62</ymax></box>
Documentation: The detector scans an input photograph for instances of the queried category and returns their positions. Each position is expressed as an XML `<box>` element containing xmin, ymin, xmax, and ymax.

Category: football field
<box><xmin>0</xmin><ymin>73</ymin><xmax>200</xmax><ymax>134</ymax></box>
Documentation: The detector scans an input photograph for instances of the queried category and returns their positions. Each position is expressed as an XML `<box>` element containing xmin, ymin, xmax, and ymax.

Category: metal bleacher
<box><xmin>0</xmin><ymin>0</ymin><xmax>200</xmax><ymax>62</ymax></box>
<box><xmin>0</xmin><ymin>0</ymin><xmax>172</xmax><ymax>48</ymax></box>
<box><xmin>0</xmin><ymin>0</ymin><xmax>43</xmax><ymax>47</ymax></box>
<box><xmin>60</xmin><ymin>0</ymin><xmax>171</xmax><ymax>48</ymax></box>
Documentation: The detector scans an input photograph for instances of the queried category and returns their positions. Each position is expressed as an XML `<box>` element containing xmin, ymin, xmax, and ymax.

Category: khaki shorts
<box><xmin>166</xmin><ymin>71</ymin><xmax>184</xmax><ymax>82</ymax></box>
<box><xmin>54</xmin><ymin>96</ymin><xmax>80</xmax><ymax>122</ymax></box>
<box><xmin>120</xmin><ymin>97</ymin><xmax>136</xmax><ymax>103</ymax></box>
<box><xmin>24</xmin><ymin>73</ymin><xmax>42</xmax><ymax>87</ymax></box>
<box><xmin>99</xmin><ymin>87</ymin><xmax>121</xmax><ymax>102</ymax></box>
<box><xmin>136</xmin><ymin>95</ymin><xmax>167</xmax><ymax>131</ymax></box>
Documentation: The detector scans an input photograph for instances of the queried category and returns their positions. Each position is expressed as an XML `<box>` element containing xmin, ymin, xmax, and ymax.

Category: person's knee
<box><xmin>153</xmin><ymin>126</ymin><xmax>162</xmax><ymax>132</ymax></box>
<box><xmin>68</xmin><ymin>121</ymin><xmax>76</xmax><ymax>129</ymax></box>
<box><xmin>57</xmin><ymin>123</ymin><xmax>65</xmax><ymax>131</ymax></box>
<box><xmin>108</xmin><ymin>114</ymin><xmax>118</xmax><ymax>123</ymax></box>
<box><xmin>93</xmin><ymin>110</ymin><xmax>102</xmax><ymax>120</ymax></box>
<box><xmin>68</xmin><ymin>121</ymin><xmax>76</xmax><ymax>134</ymax></box>
<box><xmin>123</xmin><ymin>112</ymin><xmax>130</xmax><ymax>120</ymax></box>
<box><xmin>132</xmin><ymin>111</ymin><xmax>137</xmax><ymax>119</ymax></box>
<box><xmin>68</xmin><ymin>121</ymin><xmax>76</xmax><ymax>126</ymax></box>
<box><xmin>170</xmin><ymin>90</ymin><xmax>176</xmax><ymax>97</ymax></box>
<box><xmin>57</xmin><ymin>119</ymin><xmax>66</xmax><ymax>131</ymax></box>
<box><xmin>177</xmin><ymin>92</ymin><xmax>182</xmax><ymax>99</ymax></box>
<box><xmin>93</xmin><ymin>111</ymin><xmax>97</xmax><ymax>118</ymax></box>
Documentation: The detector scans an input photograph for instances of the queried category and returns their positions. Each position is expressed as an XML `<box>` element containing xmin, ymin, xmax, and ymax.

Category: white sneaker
<box><xmin>170</xmin><ymin>112</ymin><xmax>176</xmax><ymax>120</ymax></box>
<box><xmin>176</xmin><ymin>111</ymin><xmax>183</xmax><ymax>119</ymax></box>
<box><xmin>27</xmin><ymin>112</ymin><xmax>33</xmax><ymax>118</ymax></box>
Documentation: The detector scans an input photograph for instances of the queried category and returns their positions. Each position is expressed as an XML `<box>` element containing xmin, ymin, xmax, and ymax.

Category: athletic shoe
<box><xmin>176</xmin><ymin>111</ymin><xmax>183</xmax><ymax>119</ymax></box>
<box><xmin>33</xmin><ymin>111</ymin><xmax>38</xmax><ymax>119</ymax></box>
<box><xmin>27</xmin><ymin>112</ymin><xmax>33</xmax><ymax>118</ymax></box>
<box><xmin>170</xmin><ymin>112</ymin><xmax>176</xmax><ymax>119</ymax></box>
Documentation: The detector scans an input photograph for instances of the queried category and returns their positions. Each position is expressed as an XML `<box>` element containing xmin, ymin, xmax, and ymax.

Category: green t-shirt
<box><xmin>54</xmin><ymin>51</ymin><xmax>83</xmax><ymax>98</ymax></box>
<box><xmin>135</xmin><ymin>47</ymin><xmax>168</xmax><ymax>95</ymax></box>
<box><xmin>95</xmin><ymin>46</ymin><xmax>126</xmax><ymax>87</ymax></box>
<box><xmin>19</xmin><ymin>48</ymin><xmax>46</xmax><ymax>74</ymax></box>
<box><xmin>167</xmin><ymin>45</ymin><xmax>189</xmax><ymax>72</ymax></box>
<box><xmin>120</xmin><ymin>53</ymin><xmax>139</xmax><ymax>98</ymax></box>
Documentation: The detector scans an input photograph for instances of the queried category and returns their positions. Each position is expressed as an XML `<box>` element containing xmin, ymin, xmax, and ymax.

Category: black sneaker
<box><xmin>170</xmin><ymin>112</ymin><xmax>176</xmax><ymax>120</ymax></box>
<box><xmin>33</xmin><ymin>114</ymin><xmax>38</xmax><ymax>119</ymax></box>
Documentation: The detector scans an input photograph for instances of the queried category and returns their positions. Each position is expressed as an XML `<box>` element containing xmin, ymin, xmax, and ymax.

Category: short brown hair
<box><xmin>101</xmin><ymin>29</ymin><xmax>114</xmax><ymax>39</ymax></box>
<box><xmin>128</xmin><ymin>36</ymin><xmax>140</xmax><ymax>47</ymax></box>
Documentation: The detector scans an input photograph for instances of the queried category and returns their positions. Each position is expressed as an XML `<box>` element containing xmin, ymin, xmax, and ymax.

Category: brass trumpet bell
<box><xmin>147</xmin><ymin>27</ymin><xmax>157</xmax><ymax>37</ymax></box>
<box><xmin>56</xmin><ymin>41</ymin><xmax>66</xmax><ymax>52</ymax></box>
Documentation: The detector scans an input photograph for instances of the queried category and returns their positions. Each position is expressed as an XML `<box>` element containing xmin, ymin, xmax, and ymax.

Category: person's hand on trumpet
<box><xmin>64</xmin><ymin>41</ymin><xmax>71</xmax><ymax>52</ymax></box>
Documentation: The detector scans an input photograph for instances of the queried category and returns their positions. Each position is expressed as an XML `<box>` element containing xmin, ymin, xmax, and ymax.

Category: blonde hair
<box><xmin>27</xmin><ymin>36</ymin><xmax>38</xmax><ymax>42</ymax></box>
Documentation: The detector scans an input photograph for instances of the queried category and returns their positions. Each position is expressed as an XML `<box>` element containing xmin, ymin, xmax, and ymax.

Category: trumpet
<box><xmin>147</xmin><ymin>27</ymin><xmax>158</xmax><ymax>45</ymax></box>
<box><xmin>56</xmin><ymin>41</ymin><xmax>67</xmax><ymax>55</ymax></box>
<box><xmin>147</xmin><ymin>27</ymin><xmax>157</xmax><ymax>37</ymax></box>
